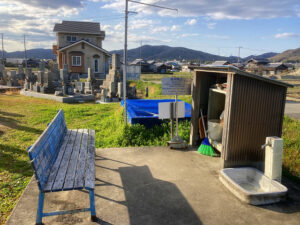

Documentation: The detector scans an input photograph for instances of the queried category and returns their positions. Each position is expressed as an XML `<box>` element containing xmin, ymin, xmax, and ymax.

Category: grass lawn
<box><xmin>140</xmin><ymin>72</ymin><xmax>193</xmax><ymax>82</ymax></box>
<box><xmin>287</xmin><ymin>86</ymin><xmax>300</xmax><ymax>99</ymax></box>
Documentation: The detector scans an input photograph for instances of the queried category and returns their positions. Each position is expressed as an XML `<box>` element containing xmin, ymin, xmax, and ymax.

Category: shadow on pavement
<box><xmin>118</xmin><ymin>165</ymin><xmax>202</xmax><ymax>225</ymax></box>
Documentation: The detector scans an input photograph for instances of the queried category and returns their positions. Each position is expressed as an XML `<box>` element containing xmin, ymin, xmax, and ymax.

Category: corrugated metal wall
<box><xmin>222</xmin><ymin>73</ymin><xmax>287</xmax><ymax>169</ymax></box>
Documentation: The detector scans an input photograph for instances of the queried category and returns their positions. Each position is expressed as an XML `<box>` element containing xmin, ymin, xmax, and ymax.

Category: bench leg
<box><xmin>36</xmin><ymin>191</ymin><xmax>45</xmax><ymax>225</ymax></box>
<box><xmin>89</xmin><ymin>190</ymin><xmax>96</xmax><ymax>222</ymax></box>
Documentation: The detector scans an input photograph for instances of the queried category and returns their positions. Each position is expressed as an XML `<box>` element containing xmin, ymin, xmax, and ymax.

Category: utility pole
<box><xmin>123</xmin><ymin>0</ymin><xmax>178</xmax><ymax>124</ymax></box>
<box><xmin>1</xmin><ymin>33</ymin><xmax>4</xmax><ymax>66</ymax></box>
<box><xmin>123</xmin><ymin>0</ymin><xmax>129</xmax><ymax>124</ymax></box>
<box><xmin>238</xmin><ymin>46</ymin><xmax>242</xmax><ymax>64</ymax></box>
<box><xmin>23</xmin><ymin>35</ymin><xmax>27</xmax><ymax>68</ymax></box>
<box><xmin>140</xmin><ymin>40</ymin><xmax>142</xmax><ymax>74</ymax></box>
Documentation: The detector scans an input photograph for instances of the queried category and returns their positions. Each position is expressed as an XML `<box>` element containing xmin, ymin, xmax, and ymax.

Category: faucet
<box><xmin>261</xmin><ymin>140</ymin><xmax>271</xmax><ymax>149</ymax></box>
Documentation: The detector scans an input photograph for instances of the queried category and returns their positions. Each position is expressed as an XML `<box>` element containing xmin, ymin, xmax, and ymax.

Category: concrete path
<box><xmin>285</xmin><ymin>101</ymin><xmax>300</xmax><ymax>119</ymax></box>
<box><xmin>6</xmin><ymin>147</ymin><xmax>300</xmax><ymax>225</ymax></box>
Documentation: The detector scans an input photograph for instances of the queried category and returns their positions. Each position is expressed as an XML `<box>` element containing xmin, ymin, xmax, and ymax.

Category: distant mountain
<box><xmin>4</xmin><ymin>45</ymin><xmax>299</xmax><ymax>63</ymax></box>
<box><xmin>110</xmin><ymin>45</ymin><xmax>238</xmax><ymax>62</ymax></box>
<box><xmin>269</xmin><ymin>48</ymin><xmax>300</xmax><ymax>62</ymax></box>
<box><xmin>243</xmin><ymin>52</ymin><xmax>278</xmax><ymax>62</ymax></box>
<box><xmin>0</xmin><ymin>48</ymin><xmax>55</xmax><ymax>59</ymax></box>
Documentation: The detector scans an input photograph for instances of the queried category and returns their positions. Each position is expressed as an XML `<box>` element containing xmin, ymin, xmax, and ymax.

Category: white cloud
<box><xmin>0</xmin><ymin>0</ymin><xmax>81</xmax><ymax>51</ymax></box>
<box><xmin>102</xmin><ymin>0</ymin><xmax>300</xmax><ymax>19</ymax></box>
<box><xmin>170</xmin><ymin>25</ymin><xmax>180</xmax><ymax>31</ymax></box>
<box><xmin>102</xmin><ymin>24</ymin><xmax>111</xmax><ymax>30</ymax></box>
<box><xmin>205</xmin><ymin>34</ymin><xmax>230</xmax><ymax>40</ymax></box>
<box><xmin>206</xmin><ymin>22</ymin><xmax>216</xmax><ymax>29</ymax></box>
<box><xmin>181</xmin><ymin>33</ymin><xmax>199</xmax><ymax>37</ymax></box>
<box><xmin>185</xmin><ymin>19</ymin><xmax>197</xmax><ymax>25</ymax></box>
<box><xmin>114</xmin><ymin>23</ymin><xmax>123</xmax><ymax>30</ymax></box>
<box><xmin>152</xmin><ymin>26</ymin><xmax>169</xmax><ymax>33</ymax></box>
<box><xmin>129</xmin><ymin>19</ymin><xmax>153</xmax><ymax>30</ymax></box>
<box><xmin>274</xmin><ymin>32</ymin><xmax>300</xmax><ymax>39</ymax></box>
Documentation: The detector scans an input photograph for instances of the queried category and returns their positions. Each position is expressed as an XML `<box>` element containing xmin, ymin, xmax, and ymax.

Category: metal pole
<box><xmin>1</xmin><ymin>33</ymin><xmax>4</xmax><ymax>65</ymax></box>
<box><xmin>123</xmin><ymin>0</ymin><xmax>128</xmax><ymax>124</ymax></box>
<box><xmin>140</xmin><ymin>40</ymin><xmax>142</xmax><ymax>75</ymax></box>
<box><xmin>23</xmin><ymin>35</ymin><xmax>27</xmax><ymax>68</ymax></box>
<box><xmin>238</xmin><ymin>46</ymin><xmax>242</xmax><ymax>64</ymax></box>
<box><xmin>175</xmin><ymin>94</ymin><xmax>178</xmax><ymax>137</ymax></box>
<box><xmin>170</xmin><ymin>102</ymin><xmax>174</xmax><ymax>139</ymax></box>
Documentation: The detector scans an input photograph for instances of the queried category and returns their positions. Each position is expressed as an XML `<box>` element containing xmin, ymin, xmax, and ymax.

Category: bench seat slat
<box><xmin>51</xmin><ymin>130</ymin><xmax>78</xmax><ymax>191</ymax></box>
<box><xmin>63</xmin><ymin>129</ymin><xmax>84</xmax><ymax>190</ymax></box>
<box><xmin>84</xmin><ymin>129</ymin><xmax>95</xmax><ymax>190</ymax></box>
<box><xmin>73</xmin><ymin>129</ymin><xmax>89</xmax><ymax>189</ymax></box>
<box><xmin>43</xmin><ymin>130</ymin><xmax>72</xmax><ymax>192</ymax></box>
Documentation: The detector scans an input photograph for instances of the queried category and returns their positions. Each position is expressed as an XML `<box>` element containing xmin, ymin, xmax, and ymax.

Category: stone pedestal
<box><xmin>117</xmin><ymin>82</ymin><xmax>123</xmax><ymax>98</ymax></box>
<box><xmin>60</xmin><ymin>69</ymin><xmax>68</xmax><ymax>84</ymax></box>
<box><xmin>84</xmin><ymin>82</ymin><xmax>92</xmax><ymax>94</ymax></box>
<box><xmin>37</xmin><ymin>71</ymin><xmax>44</xmax><ymax>85</ymax></box>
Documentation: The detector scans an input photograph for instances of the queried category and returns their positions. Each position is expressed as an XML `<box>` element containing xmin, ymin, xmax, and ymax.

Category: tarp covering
<box><xmin>121</xmin><ymin>99</ymin><xmax>191</xmax><ymax>126</ymax></box>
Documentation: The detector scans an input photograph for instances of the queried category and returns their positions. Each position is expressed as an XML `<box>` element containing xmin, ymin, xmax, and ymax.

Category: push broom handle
<box><xmin>200</xmin><ymin>109</ymin><xmax>207</xmax><ymax>138</ymax></box>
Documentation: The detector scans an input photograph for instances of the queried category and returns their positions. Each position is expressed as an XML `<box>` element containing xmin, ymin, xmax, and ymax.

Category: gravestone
<box><xmin>7</xmin><ymin>70</ymin><xmax>18</xmax><ymax>86</ymax></box>
<box><xmin>84</xmin><ymin>82</ymin><xmax>92</xmax><ymax>94</ymax></box>
<box><xmin>37</xmin><ymin>71</ymin><xmax>44</xmax><ymax>85</ymax></box>
<box><xmin>51</xmin><ymin>63</ymin><xmax>59</xmax><ymax>81</ymax></box>
<box><xmin>43</xmin><ymin>71</ymin><xmax>55</xmax><ymax>93</ymax></box>
<box><xmin>39</xmin><ymin>61</ymin><xmax>45</xmax><ymax>72</ymax></box>
<box><xmin>60</xmin><ymin>68</ymin><xmax>68</xmax><ymax>84</ymax></box>
<box><xmin>117</xmin><ymin>82</ymin><xmax>123</xmax><ymax>98</ymax></box>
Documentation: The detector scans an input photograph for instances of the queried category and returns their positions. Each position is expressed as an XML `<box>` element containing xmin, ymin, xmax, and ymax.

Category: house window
<box><xmin>66</xmin><ymin>35</ymin><xmax>77</xmax><ymax>42</ymax></box>
<box><xmin>72</xmin><ymin>56</ymin><xmax>81</xmax><ymax>66</ymax></box>
<box><xmin>94</xmin><ymin>59</ymin><xmax>99</xmax><ymax>73</ymax></box>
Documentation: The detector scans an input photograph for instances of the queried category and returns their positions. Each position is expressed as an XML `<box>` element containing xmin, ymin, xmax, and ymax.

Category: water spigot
<box><xmin>261</xmin><ymin>140</ymin><xmax>271</xmax><ymax>149</ymax></box>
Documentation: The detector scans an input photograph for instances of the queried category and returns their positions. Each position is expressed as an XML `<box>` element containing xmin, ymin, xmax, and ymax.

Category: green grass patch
<box><xmin>130</xmin><ymin>80</ymin><xmax>192</xmax><ymax>103</ymax></box>
<box><xmin>282</xmin><ymin>116</ymin><xmax>300</xmax><ymax>178</ymax></box>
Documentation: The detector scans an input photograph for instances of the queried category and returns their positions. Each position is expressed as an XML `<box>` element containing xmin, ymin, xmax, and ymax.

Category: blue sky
<box><xmin>0</xmin><ymin>0</ymin><xmax>300</xmax><ymax>57</ymax></box>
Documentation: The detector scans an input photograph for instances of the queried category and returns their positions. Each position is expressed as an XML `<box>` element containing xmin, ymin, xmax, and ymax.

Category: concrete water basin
<box><xmin>220</xmin><ymin>167</ymin><xmax>288</xmax><ymax>205</ymax></box>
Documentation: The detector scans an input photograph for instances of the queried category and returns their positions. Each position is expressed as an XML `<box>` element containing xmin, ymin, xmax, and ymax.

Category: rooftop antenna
<box><xmin>238</xmin><ymin>46</ymin><xmax>242</xmax><ymax>63</ymax></box>
<box><xmin>123</xmin><ymin>0</ymin><xmax>178</xmax><ymax>124</ymax></box>
<box><xmin>24</xmin><ymin>35</ymin><xmax>27</xmax><ymax>68</ymax></box>
<box><xmin>1</xmin><ymin>33</ymin><xmax>4</xmax><ymax>65</ymax></box>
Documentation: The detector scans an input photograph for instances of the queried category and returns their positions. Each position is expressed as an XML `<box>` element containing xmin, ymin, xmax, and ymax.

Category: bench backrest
<box><xmin>28</xmin><ymin>109</ymin><xmax>67</xmax><ymax>190</ymax></box>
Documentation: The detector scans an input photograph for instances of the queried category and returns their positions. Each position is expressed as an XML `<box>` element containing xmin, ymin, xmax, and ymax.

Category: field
<box><xmin>287</xmin><ymin>86</ymin><xmax>300</xmax><ymax>100</ymax></box>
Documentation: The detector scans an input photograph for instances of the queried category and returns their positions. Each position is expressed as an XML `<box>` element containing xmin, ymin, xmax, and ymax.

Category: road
<box><xmin>285</xmin><ymin>101</ymin><xmax>300</xmax><ymax>119</ymax></box>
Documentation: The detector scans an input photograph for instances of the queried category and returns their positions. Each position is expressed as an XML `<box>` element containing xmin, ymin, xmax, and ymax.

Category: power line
<box><xmin>128</xmin><ymin>0</ymin><xmax>178</xmax><ymax>12</ymax></box>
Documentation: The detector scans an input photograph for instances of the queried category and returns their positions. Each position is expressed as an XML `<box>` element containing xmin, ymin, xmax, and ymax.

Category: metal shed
<box><xmin>189</xmin><ymin>66</ymin><xmax>293</xmax><ymax>170</ymax></box>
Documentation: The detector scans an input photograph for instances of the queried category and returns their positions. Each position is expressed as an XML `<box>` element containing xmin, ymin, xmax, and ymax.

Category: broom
<box><xmin>198</xmin><ymin>109</ymin><xmax>215</xmax><ymax>156</ymax></box>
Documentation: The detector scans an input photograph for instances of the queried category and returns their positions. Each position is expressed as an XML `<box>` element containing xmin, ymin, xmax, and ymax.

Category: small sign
<box><xmin>125</xmin><ymin>65</ymin><xmax>140</xmax><ymax>81</ymax></box>
<box><xmin>158</xmin><ymin>102</ymin><xmax>185</xmax><ymax>119</ymax></box>
<box><xmin>162</xmin><ymin>77</ymin><xmax>191</xmax><ymax>95</ymax></box>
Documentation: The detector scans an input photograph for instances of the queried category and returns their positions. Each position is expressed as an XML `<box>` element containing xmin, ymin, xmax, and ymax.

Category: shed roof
<box><xmin>53</xmin><ymin>21</ymin><xmax>104</xmax><ymax>35</ymax></box>
<box><xmin>266</xmin><ymin>63</ymin><xmax>287</xmax><ymax>68</ymax></box>
<box><xmin>211</xmin><ymin>61</ymin><xmax>229</xmax><ymax>66</ymax></box>
<box><xmin>246</xmin><ymin>58</ymin><xmax>269</xmax><ymax>64</ymax></box>
<box><xmin>194</xmin><ymin>66</ymin><xmax>293</xmax><ymax>88</ymax></box>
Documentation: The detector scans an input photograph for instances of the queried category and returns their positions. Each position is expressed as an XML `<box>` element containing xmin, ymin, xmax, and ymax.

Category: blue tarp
<box><xmin>121</xmin><ymin>99</ymin><xmax>191</xmax><ymax>127</ymax></box>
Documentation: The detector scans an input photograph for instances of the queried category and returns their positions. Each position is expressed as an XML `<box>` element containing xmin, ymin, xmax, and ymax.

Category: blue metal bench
<box><xmin>27</xmin><ymin>109</ymin><xmax>96</xmax><ymax>225</ymax></box>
